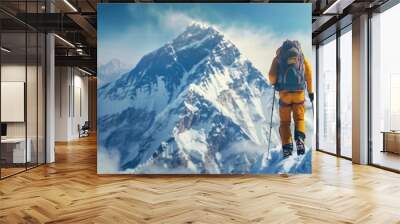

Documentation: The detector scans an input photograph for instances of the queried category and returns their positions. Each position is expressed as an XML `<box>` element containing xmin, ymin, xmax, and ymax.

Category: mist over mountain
<box><xmin>98</xmin><ymin>59</ymin><xmax>132</xmax><ymax>87</ymax></box>
<box><xmin>98</xmin><ymin>23</ymin><xmax>311</xmax><ymax>174</ymax></box>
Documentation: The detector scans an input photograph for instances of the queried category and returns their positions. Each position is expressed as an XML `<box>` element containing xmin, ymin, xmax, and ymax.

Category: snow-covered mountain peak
<box><xmin>100</xmin><ymin>23</ymin><xmax>241</xmax><ymax>97</ymax></box>
<box><xmin>188</xmin><ymin>21</ymin><xmax>211</xmax><ymax>29</ymax></box>
<box><xmin>185</xmin><ymin>21</ymin><xmax>219</xmax><ymax>34</ymax></box>
<box><xmin>98</xmin><ymin>21</ymin><xmax>312</xmax><ymax>174</ymax></box>
<box><xmin>172</xmin><ymin>22</ymin><xmax>223</xmax><ymax>50</ymax></box>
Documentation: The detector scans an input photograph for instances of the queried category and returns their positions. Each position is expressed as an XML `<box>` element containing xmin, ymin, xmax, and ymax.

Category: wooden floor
<box><xmin>0</xmin><ymin>167</ymin><xmax>26</xmax><ymax>178</ymax></box>
<box><xmin>1</xmin><ymin>136</ymin><xmax>400</xmax><ymax>224</ymax></box>
<box><xmin>372</xmin><ymin>150</ymin><xmax>400</xmax><ymax>171</ymax></box>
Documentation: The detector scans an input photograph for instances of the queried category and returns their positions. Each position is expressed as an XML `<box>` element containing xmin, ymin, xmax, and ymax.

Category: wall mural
<box><xmin>97</xmin><ymin>3</ymin><xmax>313</xmax><ymax>174</ymax></box>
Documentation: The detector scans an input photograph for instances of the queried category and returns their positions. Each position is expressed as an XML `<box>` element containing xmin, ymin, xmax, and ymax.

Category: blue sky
<box><xmin>98</xmin><ymin>3</ymin><xmax>311</xmax><ymax>74</ymax></box>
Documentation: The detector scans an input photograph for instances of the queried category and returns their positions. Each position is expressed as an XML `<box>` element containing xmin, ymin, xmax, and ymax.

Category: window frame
<box><xmin>315</xmin><ymin>24</ymin><xmax>353</xmax><ymax>161</ymax></box>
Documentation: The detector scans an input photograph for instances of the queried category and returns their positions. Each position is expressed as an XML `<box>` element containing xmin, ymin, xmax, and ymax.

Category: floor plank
<box><xmin>1</xmin><ymin>135</ymin><xmax>400</xmax><ymax>223</ymax></box>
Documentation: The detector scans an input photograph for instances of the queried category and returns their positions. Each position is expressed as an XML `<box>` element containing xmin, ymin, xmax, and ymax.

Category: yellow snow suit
<box><xmin>268</xmin><ymin>56</ymin><xmax>313</xmax><ymax>145</ymax></box>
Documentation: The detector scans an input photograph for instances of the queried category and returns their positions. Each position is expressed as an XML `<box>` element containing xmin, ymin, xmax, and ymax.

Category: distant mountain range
<box><xmin>98</xmin><ymin>59</ymin><xmax>131</xmax><ymax>87</ymax></box>
<box><xmin>98</xmin><ymin>23</ymin><xmax>311</xmax><ymax>174</ymax></box>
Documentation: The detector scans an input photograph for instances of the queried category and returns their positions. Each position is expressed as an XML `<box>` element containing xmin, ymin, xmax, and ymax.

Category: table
<box><xmin>381</xmin><ymin>131</ymin><xmax>400</xmax><ymax>154</ymax></box>
<box><xmin>1</xmin><ymin>138</ymin><xmax>32</xmax><ymax>163</ymax></box>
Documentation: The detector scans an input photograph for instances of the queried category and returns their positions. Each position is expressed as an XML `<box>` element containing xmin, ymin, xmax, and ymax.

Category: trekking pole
<box><xmin>311</xmin><ymin>100</ymin><xmax>315</xmax><ymax>119</ymax></box>
<box><xmin>266</xmin><ymin>87</ymin><xmax>276</xmax><ymax>160</ymax></box>
<box><xmin>305</xmin><ymin>83</ymin><xmax>315</xmax><ymax>150</ymax></box>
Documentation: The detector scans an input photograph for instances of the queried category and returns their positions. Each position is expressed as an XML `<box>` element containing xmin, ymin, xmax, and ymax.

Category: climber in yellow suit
<box><xmin>268</xmin><ymin>40</ymin><xmax>313</xmax><ymax>157</ymax></box>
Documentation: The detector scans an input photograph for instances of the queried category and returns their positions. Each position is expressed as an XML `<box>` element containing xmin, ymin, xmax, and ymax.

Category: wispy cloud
<box><xmin>97</xmin><ymin>148</ymin><xmax>121</xmax><ymax>173</ymax></box>
<box><xmin>100</xmin><ymin>9</ymin><xmax>311</xmax><ymax>76</ymax></box>
<box><xmin>156</xmin><ymin>10</ymin><xmax>195</xmax><ymax>33</ymax></box>
<box><xmin>223</xmin><ymin>25</ymin><xmax>311</xmax><ymax>74</ymax></box>
<box><xmin>153</xmin><ymin>10</ymin><xmax>311</xmax><ymax>75</ymax></box>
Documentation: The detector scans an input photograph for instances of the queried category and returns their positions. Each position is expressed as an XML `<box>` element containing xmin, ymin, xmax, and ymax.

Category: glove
<box><xmin>309</xmin><ymin>93</ymin><xmax>314</xmax><ymax>102</ymax></box>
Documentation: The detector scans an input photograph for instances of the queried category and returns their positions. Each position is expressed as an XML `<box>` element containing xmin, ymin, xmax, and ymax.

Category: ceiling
<box><xmin>0</xmin><ymin>0</ymin><xmax>393</xmax><ymax>75</ymax></box>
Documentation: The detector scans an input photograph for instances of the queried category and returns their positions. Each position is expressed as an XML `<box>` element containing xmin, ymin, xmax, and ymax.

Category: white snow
<box><xmin>175</xmin><ymin>129</ymin><xmax>208</xmax><ymax>161</ymax></box>
<box><xmin>175</xmin><ymin>34</ymin><xmax>213</xmax><ymax>52</ymax></box>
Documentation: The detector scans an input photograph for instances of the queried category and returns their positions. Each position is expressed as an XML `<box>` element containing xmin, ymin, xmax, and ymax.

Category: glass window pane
<box><xmin>371</xmin><ymin>4</ymin><xmax>400</xmax><ymax>171</ymax></box>
<box><xmin>340</xmin><ymin>30</ymin><xmax>352</xmax><ymax>158</ymax></box>
<box><xmin>1</xmin><ymin>1</ymin><xmax>46</xmax><ymax>179</ymax></box>
<box><xmin>26</xmin><ymin>0</ymin><xmax>39</xmax><ymax>169</ymax></box>
<box><xmin>38</xmin><ymin>33</ymin><xmax>46</xmax><ymax>165</ymax></box>
<box><xmin>312</xmin><ymin>45</ymin><xmax>317</xmax><ymax>150</ymax></box>
<box><xmin>318</xmin><ymin>38</ymin><xmax>337</xmax><ymax>154</ymax></box>
<box><xmin>1</xmin><ymin>31</ymin><xmax>27</xmax><ymax>177</ymax></box>
<box><xmin>27</xmin><ymin>31</ymin><xmax>38</xmax><ymax>169</ymax></box>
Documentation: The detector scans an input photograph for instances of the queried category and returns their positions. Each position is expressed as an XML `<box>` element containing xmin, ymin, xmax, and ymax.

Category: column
<box><xmin>352</xmin><ymin>14</ymin><xmax>369</xmax><ymax>164</ymax></box>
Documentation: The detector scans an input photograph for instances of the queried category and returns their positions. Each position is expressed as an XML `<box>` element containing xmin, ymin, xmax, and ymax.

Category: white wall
<box><xmin>55</xmin><ymin>66</ymin><xmax>69</xmax><ymax>141</ymax></box>
<box><xmin>1</xmin><ymin>82</ymin><xmax>25</xmax><ymax>122</ymax></box>
<box><xmin>1</xmin><ymin>64</ymin><xmax>26</xmax><ymax>81</ymax></box>
<box><xmin>55</xmin><ymin>67</ymin><xmax>89</xmax><ymax>141</ymax></box>
<box><xmin>1</xmin><ymin>65</ymin><xmax>26</xmax><ymax>139</ymax></box>
<box><xmin>1</xmin><ymin>64</ymin><xmax>40</xmax><ymax>136</ymax></box>
<box><xmin>71</xmin><ymin>73</ymin><xmax>89</xmax><ymax>138</ymax></box>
